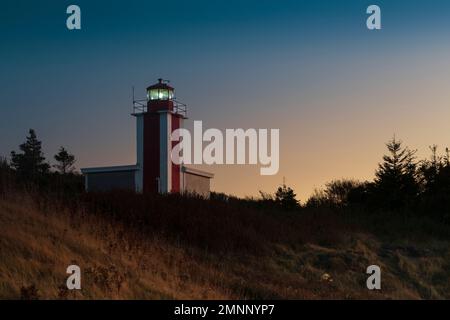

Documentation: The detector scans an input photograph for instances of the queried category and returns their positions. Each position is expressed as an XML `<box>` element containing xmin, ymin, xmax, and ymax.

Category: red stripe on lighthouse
<box><xmin>143</xmin><ymin>113</ymin><xmax>160</xmax><ymax>193</ymax></box>
<box><xmin>171</xmin><ymin>114</ymin><xmax>181</xmax><ymax>193</ymax></box>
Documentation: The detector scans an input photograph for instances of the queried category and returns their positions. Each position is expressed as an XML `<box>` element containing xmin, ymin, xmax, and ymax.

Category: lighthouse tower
<box><xmin>134</xmin><ymin>79</ymin><xmax>186</xmax><ymax>193</ymax></box>
<box><xmin>81</xmin><ymin>79</ymin><xmax>213</xmax><ymax>196</ymax></box>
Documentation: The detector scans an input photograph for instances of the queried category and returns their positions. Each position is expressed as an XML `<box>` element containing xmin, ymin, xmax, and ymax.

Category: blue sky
<box><xmin>2</xmin><ymin>0</ymin><xmax>450</xmax><ymax>199</ymax></box>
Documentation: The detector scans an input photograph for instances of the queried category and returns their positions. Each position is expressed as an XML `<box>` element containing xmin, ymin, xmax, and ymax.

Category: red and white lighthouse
<box><xmin>81</xmin><ymin>79</ymin><xmax>213</xmax><ymax>195</ymax></box>
<box><xmin>134</xmin><ymin>79</ymin><xmax>186</xmax><ymax>193</ymax></box>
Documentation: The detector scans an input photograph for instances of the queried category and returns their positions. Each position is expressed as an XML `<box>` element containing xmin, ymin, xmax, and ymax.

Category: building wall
<box><xmin>183</xmin><ymin>172</ymin><xmax>211</xmax><ymax>197</ymax></box>
<box><xmin>86</xmin><ymin>171</ymin><xmax>135</xmax><ymax>192</ymax></box>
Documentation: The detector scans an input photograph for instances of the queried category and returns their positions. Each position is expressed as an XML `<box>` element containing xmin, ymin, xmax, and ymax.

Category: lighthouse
<box><xmin>134</xmin><ymin>78</ymin><xmax>185</xmax><ymax>193</ymax></box>
<box><xmin>81</xmin><ymin>79</ymin><xmax>213</xmax><ymax>196</ymax></box>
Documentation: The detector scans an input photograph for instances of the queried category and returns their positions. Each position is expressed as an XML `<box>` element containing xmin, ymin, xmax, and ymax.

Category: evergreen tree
<box><xmin>54</xmin><ymin>147</ymin><xmax>76</xmax><ymax>174</ymax></box>
<box><xmin>10</xmin><ymin>129</ymin><xmax>50</xmax><ymax>179</ymax></box>
<box><xmin>275</xmin><ymin>184</ymin><xmax>299</xmax><ymax>210</ymax></box>
<box><xmin>0</xmin><ymin>156</ymin><xmax>10</xmax><ymax>192</ymax></box>
<box><xmin>444</xmin><ymin>148</ymin><xmax>450</xmax><ymax>167</ymax></box>
<box><xmin>419</xmin><ymin>146</ymin><xmax>450</xmax><ymax>195</ymax></box>
<box><xmin>374</xmin><ymin>137</ymin><xmax>418</xmax><ymax>208</ymax></box>
<box><xmin>0</xmin><ymin>156</ymin><xmax>9</xmax><ymax>171</ymax></box>
<box><xmin>419</xmin><ymin>145</ymin><xmax>442</xmax><ymax>194</ymax></box>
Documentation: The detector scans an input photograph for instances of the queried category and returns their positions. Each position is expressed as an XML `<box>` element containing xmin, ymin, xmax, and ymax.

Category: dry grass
<box><xmin>0</xmin><ymin>191</ymin><xmax>449</xmax><ymax>300</ymax></box>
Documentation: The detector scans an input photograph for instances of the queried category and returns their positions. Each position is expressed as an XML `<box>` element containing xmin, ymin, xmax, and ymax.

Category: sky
<box><xmin>1</xmin><ymin>0</ymin><xmax>450</xmax><ymax>200</ymax></box>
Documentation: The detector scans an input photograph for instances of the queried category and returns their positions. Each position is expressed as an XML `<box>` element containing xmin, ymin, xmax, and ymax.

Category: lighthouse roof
<box><xmin>147</xmin><ymin>78</ymin><xmax>174</xmax><ymax>91</ymax></box>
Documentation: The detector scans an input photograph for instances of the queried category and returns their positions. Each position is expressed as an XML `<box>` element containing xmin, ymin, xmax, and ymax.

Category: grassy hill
<box><xmin>0</xmin><ymin>190</ymin><xmax>449</xmax><ymax>299</ymax></box>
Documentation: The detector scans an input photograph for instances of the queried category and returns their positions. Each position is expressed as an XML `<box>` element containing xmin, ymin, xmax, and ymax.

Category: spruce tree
<box><xmin>10</xmin><ymin>129</ymin><xmax>50</xmax><ymax>178</ymax></box>
<box><xmin>54</xmin><ymin>147</ymin><xmax>76</xmax><ymax>174</ymax></box>
<box><xmin>275</xmin><ymin>184</ymin><xmax>299</xmax><ymax>210</ymax></box>
<box><xmin>374</xmin><ymin>137</ymin><xmax>418</xmax><ymax>208</ymax></box>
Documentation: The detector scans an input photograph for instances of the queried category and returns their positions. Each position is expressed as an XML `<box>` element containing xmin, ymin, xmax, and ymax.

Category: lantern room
<box><xmin>147</xmin><ymin>79</ymin><xmax>174</xmax><ymax>101</ymax></box>
<box><xmin>146</xmin><ymin>78</ymin><xmax>175</xmax><ymax>112</ymax></box>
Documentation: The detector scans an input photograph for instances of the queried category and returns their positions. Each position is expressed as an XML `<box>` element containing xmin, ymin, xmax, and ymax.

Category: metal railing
<box><xmin>132</xmin><ymin>99</ymin><xmax>147</xmax><ymax>114</ymax></box>
<box><xmin>173</xmin><ymin>100</ymin><xmax>187</xmax><ymax>117</ymax></box>
<box><xmin>132</xmin><ymin>99</ymin><xmax>187</xmax><ymax>118</ymax></box>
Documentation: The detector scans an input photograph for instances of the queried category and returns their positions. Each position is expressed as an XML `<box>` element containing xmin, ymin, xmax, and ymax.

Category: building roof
<box><xmin>146</xmin><ymin>78</ymin><xmax>174</xmax><ymax>91</ymax></box>
<box><xmin>81</xmin><ymin>165</ymin><xmax>139</xmax><ymax>174</ymax></box>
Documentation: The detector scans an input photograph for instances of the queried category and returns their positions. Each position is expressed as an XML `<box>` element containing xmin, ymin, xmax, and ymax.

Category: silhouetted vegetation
<box><xmin>10</xmin><ymin>129</ymin><xmax>50</xmax><ymax>181</ymax></box>
<box><xmin>307</xmin><ymin>179</ymin><xmax>364</xmax><ymax>208</ymax></box>
<box><xmin>4</xmin><ymin>188</ymin><xmax>449</xmax><ymax>299</ymax></box>
<box><xmin>373</xmin><ymin>137</ymin><xmax>419</xmax><ymax>209</ymax></box>
<box><xmin>275</xmin><ymin>184</ymin><xmax>300</xmax><ymax>210</ymax></box>
<box><xmin>1</xmin><ymin>130</ymin><xmax>450</xmax><ymax>229</ymax></box>
<box><xmin>416</xmin><ymin>145</ymin><xmax>450</xmax><ymax>222</ymax></box>
<box><xmin>54</xmin><ymin>147</ymin><xmax>76</xmax><ymax>174</ymax></box>
<box><xmin>1</xmin><ymin>132</ymin><xmax>450</xmax><ymax>299</ymax></box>
<box><xmin>307</xmin><ymin>137</ymin><xmax>450</xmax><ymax>224</ymax></box>
<box><xmin>1</xmin><ymin>129</ymin><xmax>83</xmax><ymax>196</ymax></box>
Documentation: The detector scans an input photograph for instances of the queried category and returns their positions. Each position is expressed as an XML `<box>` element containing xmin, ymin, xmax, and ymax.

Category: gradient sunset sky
<box><xmin>1</xmin><ymin>0</ymin><xmax>450</xmax><ymax>200</ymax></box>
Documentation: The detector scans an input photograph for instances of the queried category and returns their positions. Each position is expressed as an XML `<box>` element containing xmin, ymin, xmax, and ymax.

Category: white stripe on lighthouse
<box><xmin>135</xmin><ymin>114</ymin><xmax>144</xmax><ymax>193</ymax></box>
<box><xmin>179</xmin><ymin>117</ymin><xmax>184</xmax><ymax>192</ymax></box>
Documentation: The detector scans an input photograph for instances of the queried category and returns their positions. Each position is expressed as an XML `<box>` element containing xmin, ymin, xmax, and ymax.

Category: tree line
<box><xmin>212</xmin><ymin>136</ymin><xmax>450</xmax><ymax>224</ymax></box>
<box><xmin>305</xmin><ymin>137</ymin><xmax>450</xmax><ymax>223</ymax></box>
<box><xmin>1</xmin><ymin>129</ymin><xmax>449</xmax><ymax>224</ymax></box>
<box><xmin>0</xmin><ymin>129</ymin><xmax>82</xmax><ymax>193</ymax></box>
